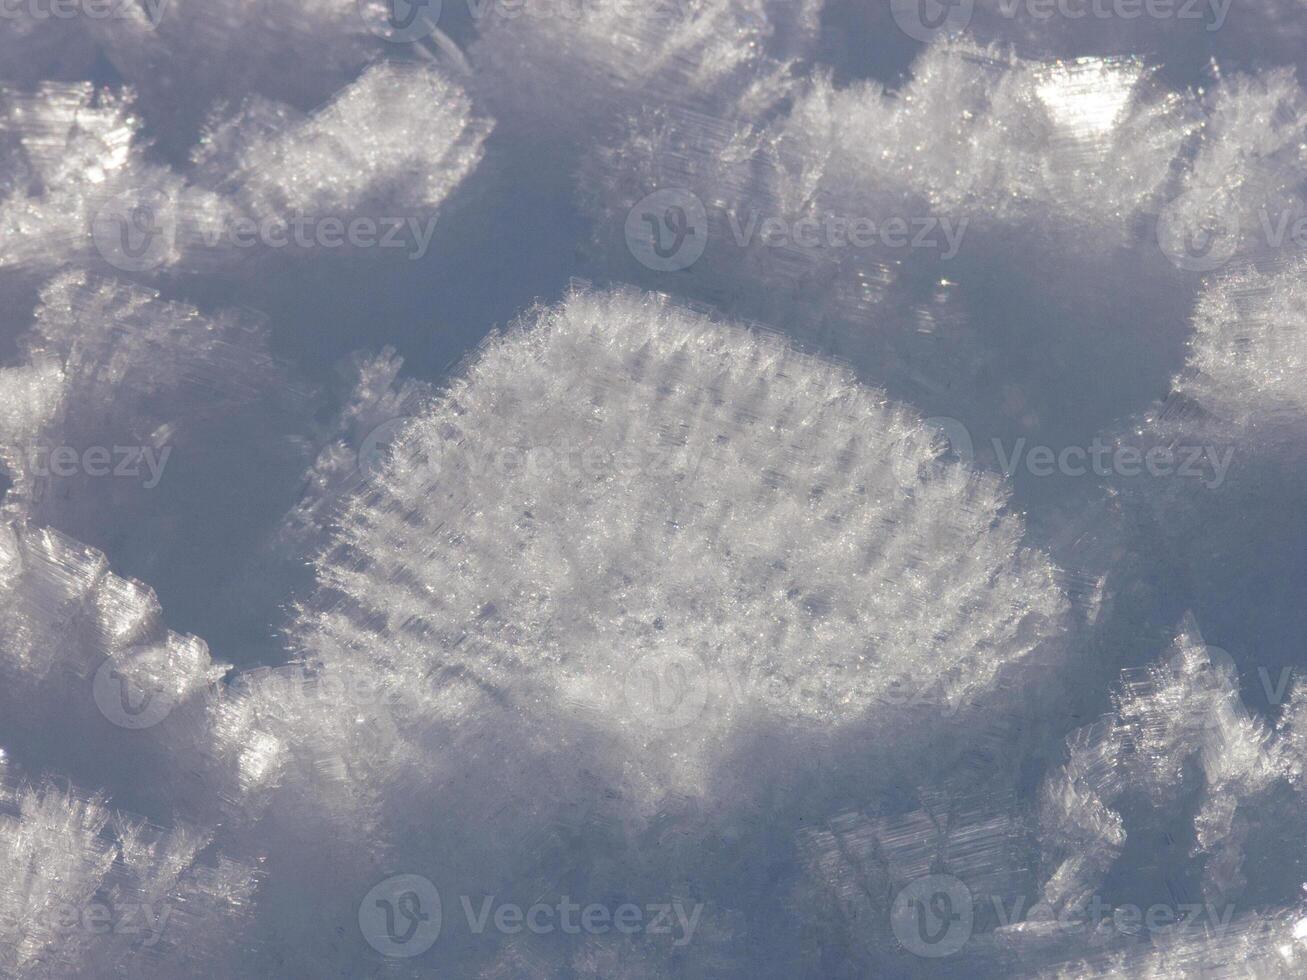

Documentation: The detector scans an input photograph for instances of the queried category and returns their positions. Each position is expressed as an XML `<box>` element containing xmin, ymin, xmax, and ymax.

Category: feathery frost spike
<box><xmin>0</xmin><ymin>522</ymin><xmax>228</xmax><ymax>782</ymax></box>
<box><xmin>198</xmin><ymin>62</ymin><xmax>493</xmax><ymax>222</ymax></box>
<box><xmin>0</xmin><ymin>0</ymin><xmax>383</xmax><ymax>147</ymax></box>
<box><xmin>1030</xmin><ymin>618</ymin><xmax>1301</xmax><ymax>957</ymax></box>
<box><xmin>0</xmin><ymin>773</ymin><xmax>255</xmax><ymax>979</ymax></box>
<box><xmin>0</xmin><ymin>272</ymin><xmax>292</xmax><ymax>535</ymax></box>
<box><xmin>0</xmin><ymin>66</ymin><xmax>490</xmax><ymax>283</ymax></box>
<box><xmin>1173</xmin><ymin>254</ymin><xmax>1307</xmax><ymax>432</ymax></box>
<box><xmin>470</xmin><ymin>0</ymin><xmax>820</xmax><ymax>136</ymax></box>
<box><xmin>955</xmin><ymin>0</ymin><xmax>1307</xmax><ymax>87</ymax></box>
<box><xmin>586</xmin><ymin>41</ymin><xmax>1307</xmax><ymax>451</ymax></box>
<box><xmin>291</xmin><ymin>287</ymin><xmax>1065</xmax><ymax>798</ymax></box>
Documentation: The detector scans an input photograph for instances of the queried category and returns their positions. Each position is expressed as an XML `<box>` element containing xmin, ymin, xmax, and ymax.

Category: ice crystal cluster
<box><xmin>3</xmin><ymin>0</ymin><xmax>1307</xmax><ymax>977</ymax></box>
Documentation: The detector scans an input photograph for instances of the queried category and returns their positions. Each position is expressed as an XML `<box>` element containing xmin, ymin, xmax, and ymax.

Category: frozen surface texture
<box><xmin>274</xmin><ymin>346</ymin><xmax>435</xmax><ymax>560</ymax></box>
<box><xmin>0</xmin><ymin>65</ymin><xmax>490</xmax><ymax>284</ymax></box>
<box><xmin>797</xmin><ymin>619</ymin><xmax>1307</xmax><ymax>978</ymax></box>
<box><xmin>1177</xmin><ymin>255</ymin><xmax>1307</xmax><ymax>430</ymax></box>
<box><xmin>128</xmin><ymin>289</ymin><xmax>1062</xmax><ymax>975</ymax></box>
<box><xmin>0</xmin><ymin>773</ymin><xmax>255</xmax><ymax>980</ymax></box>
<box><xmin>0</xmin><ymin>273</ymin><xmax>287</xmax><ymax>529</ymax></box>
<box><xmin>470</xmin><ymin>0</ymin><xmax>821</xmax><ymax>137</ymax></box>
<box><xmin>583</xmin><ymin>41</ymin><xmax>1307</xmax><ymax>473</ymax></box>
<box><xmin>4</xmin><ymin>1</ymin><xmax>1307</xmax><ymax>977</ymax></box>
<box><xmin>194</xmin><ymin>62</ymin><xmax>493</xmax><ymax>226</ymax></box>
<box><xmin>0</xmin><ymin>272</ymin><xmax>316</xmax><ymax>652</ymax></box>
<box><xmin>293</xmin><ymin>288</ymin><xmax>1066</xmax><ymax>794</ymax></box>
<box><xmin>1017</xmin><ymin>618</ymin><xmax>1307</xmax><ymax>978</ymax></box>
<box><xmin>0</xmin><ymin>0</ymin><xmax>383</xmax><ymax>148</ymax></box>
<box><xmin>0</xmin><ymin>82</ymin><xmax>194</xmax><ymax>282</ymax></box>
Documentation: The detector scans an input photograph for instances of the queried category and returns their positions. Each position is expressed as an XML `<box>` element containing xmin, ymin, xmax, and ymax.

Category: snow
<box><xmin>3</xmin><ymin>2</ymin><xmax>1307</xmax><ymax>976</ymax></box>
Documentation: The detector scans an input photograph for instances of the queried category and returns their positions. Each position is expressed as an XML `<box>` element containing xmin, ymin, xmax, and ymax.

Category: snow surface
<box><xmin>2</xmin><ymin>1</ymin><xmax>1307</xmax><ymax>976</ymax></box>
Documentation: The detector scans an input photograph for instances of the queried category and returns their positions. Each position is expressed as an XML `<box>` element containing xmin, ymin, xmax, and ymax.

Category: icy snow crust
<box><xmin>3</xmin><ymin>0</ymin><xmax>1307</xmax><ymax>976</ymax></box>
